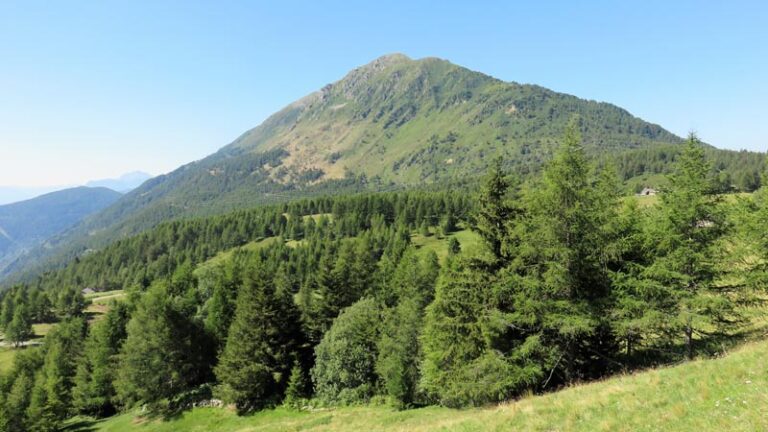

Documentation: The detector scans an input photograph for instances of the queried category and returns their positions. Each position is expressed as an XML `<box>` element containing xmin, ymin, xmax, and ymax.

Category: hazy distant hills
<box><xmin>0</xmin><ymin>172</ymin><xmax>151</xmax><ymax>205</ymax></box>
<box><xmin>0</xmin><ymin>54</ymin><xmax>761</xmax><ymax>282</ymax></box>
<box><xmin>0</xmin><ymin>186</ymin><xmax>65</xmax><ymax>206</ymax></box>
<box><xmin>86</xmin><ymin>171</ymin><xmax>153</xmax><ymax>193</ymax></box>
<box><xmin>0</xmin><ymin>187</ymin><xmax>122</xmax><ymax>275</ymax></box>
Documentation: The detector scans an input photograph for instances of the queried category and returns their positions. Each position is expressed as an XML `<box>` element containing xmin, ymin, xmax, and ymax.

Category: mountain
<box><xmin>0</xmin><ymin>186</ymin><xmax>69</xmax><ymax>205</ymax></box>
<box><xmin>0</xmin><ymin>187</ymin><xmax>122</xmax><ymax>275</ymax></box>
<box><xmin>226</xmin><ymin>53</ymin><xmax>681</xmax><ymax>183</ymax></box>
<box><xmin>0</xmin><ymin>53</ymin><xmax>758</xmax><ymax>282</ymax></box>
<box><xmin>86</xmin><ymin>171</ymin><xmax>153</xmax><ymax>193</ymax></box>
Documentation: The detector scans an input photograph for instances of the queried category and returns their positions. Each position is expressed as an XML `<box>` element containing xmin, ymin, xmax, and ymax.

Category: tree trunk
<box><xmin>685</xmin><ymin>324</ymin><xmax>693</xmax><ymax>360</ymax></box>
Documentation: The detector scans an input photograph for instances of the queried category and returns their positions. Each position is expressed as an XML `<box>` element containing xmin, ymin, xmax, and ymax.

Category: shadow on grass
<box><xmin>60</xmin><ymin>419</ymin><xmax>98</xmax><ymax>432</ymax></box>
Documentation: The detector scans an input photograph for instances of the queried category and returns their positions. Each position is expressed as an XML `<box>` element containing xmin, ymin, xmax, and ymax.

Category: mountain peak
<box><xmin>362</xmin><ymin>53</ymin><xmax>412</xmax><ymax>68</ymax></box>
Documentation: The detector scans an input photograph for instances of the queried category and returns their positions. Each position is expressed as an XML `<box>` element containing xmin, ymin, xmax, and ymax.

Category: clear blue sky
<box><xmin>2</xmin><ymin>1</ymin><xmax>767</xmax><ymax>187</ymax></box>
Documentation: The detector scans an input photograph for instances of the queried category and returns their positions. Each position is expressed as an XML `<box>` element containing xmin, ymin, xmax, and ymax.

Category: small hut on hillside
<box><xmin>638</xmin><ymin>187</ymin><xmax>658</xmax><ymax>196</ymax></box>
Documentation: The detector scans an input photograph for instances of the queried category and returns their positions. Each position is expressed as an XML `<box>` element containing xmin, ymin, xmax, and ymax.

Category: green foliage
<box><xmin>6</xmin><ymin>302</ymin><xmax>32</xmax><ymax>347</ymax></box>
<box><xmin>473</xmin><ymin>157</ymin><xmax>517</xmax><ymax>261</ymax></box>
<box><xmin>0</xmin><ymin>134</ymin><xmax>765</xmax><ymax>426</ymax></box>
<box><xmin>72</xmin><ymin>302</ymin><xmax>130</xmax><ymax>417</ymax></box>
<box><xmin>26</xmin><ymin>318</ymin><xmax>87</xmax><ymax>431</ymax></box>
<box><xmin>644</xmin><ymin>135</ymin><xmax>731</xmax><ymax>359</ymax></box>
<box><xmin>419</xmin><ymin>258</ymin><xmax>493</xmax><ymax>407</ymax></box>
<box><xmin>214</xmin><ymin>260</ymin><xmax>302</xmax><ymax>412</ymax></box>
<box><xmin>115</xmin><ymin>283</ymin><xmax>215</xmax><ymax>410</ymax></box>
<box><xmin>447</xmin><ymin>236</ymin><xmax>461</xmax><ymax>256</ymax></box>
<box><xmin>283</xmin><ymin>362</ymin><xmax>310</xmax><ymax>409</ymax></box>
<box><xmin>312</xmin><ymin>298</ymin><xmax>381</xmax><ymax>405</ymax></box>
<box><xmin>501</xmin><ymin>121</ymin><xmax>619</xmax><ymax>383</ymax></box>
<box><xmin>376</xmin><ymin>250</ymin><xmax>439</xmax><ymax>408</ymax></box>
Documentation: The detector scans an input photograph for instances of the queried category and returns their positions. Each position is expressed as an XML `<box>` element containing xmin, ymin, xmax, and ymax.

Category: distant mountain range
<box><xmin>0</xmin><ymin>186</ymin><xmax>65</xmax><ymax>206</ymax></box>
<box><xmin>0</xmin><ymin>54</ymin><xmax>763</xmax><ymax>282</ymax></box>
<box><xmin>86</xmin><ymin>171</ymin><xmax>153</xmax><ymax>193</ymax></box>
<box><xmin>0</xmin><ymin>172</ymin><xmax>152</xmax><ymax>206</ymax></box>
<box><xmin>0</xmin><ymin>187</ymin><xmax>122</xmax><ymax>275</ymax></box>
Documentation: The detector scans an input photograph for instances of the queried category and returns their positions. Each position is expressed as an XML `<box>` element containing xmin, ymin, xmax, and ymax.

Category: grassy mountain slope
<box><xmin>72</xmin><ymin>337</ymin><xmax>768</xmax><ymax>432</ymax></box>
<box><xmin>227</xmin><ymin>53</ymin><xmax>681</xmax><ymax>183</ymax></box>
<box><xmin>0</xmin><ymin>187</ymin><xmax>122</xmax><ymax>274</ymax></box>
<box><xmin>0</xmin><ymin>54</ymin><xmax>717</xmax><ymax>282</ymax></box>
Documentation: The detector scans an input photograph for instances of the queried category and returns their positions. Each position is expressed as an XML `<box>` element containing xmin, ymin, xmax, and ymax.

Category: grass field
<box><xmin>411</xmin><ymin>228</ymin><xmax>482</xmax><ymax>263</ymax></box>
<box><xmin>85</xmin><ymin>290</ymin><xmax>127</xmax><ymax>315</ymax></box>
<box><xmin>196</xmin><ymin>237</ymin><xmax>282</xmax><ymax>273</ymax></box>
<box><xmin>0</xmin><ymin>347</ymin><xmax>19</xmax><ymax>374</ymax></box>
<box><xmin>66</xmin><ymin>336</ymin><xmax>768</xmax><ymax>432</ymax></box>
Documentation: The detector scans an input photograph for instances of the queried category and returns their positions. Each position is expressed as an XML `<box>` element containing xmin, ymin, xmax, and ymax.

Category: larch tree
<box><xmin>646</xmin><ymin>134</ymin><xmax>730</xmax><ymax>359</ymax></box>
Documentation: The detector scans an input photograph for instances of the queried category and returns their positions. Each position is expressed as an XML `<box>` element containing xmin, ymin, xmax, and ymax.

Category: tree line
<box><xmin>1</xmin><ymin>124</ymin><xmax>766</xmax><ymax>430</ymax></box>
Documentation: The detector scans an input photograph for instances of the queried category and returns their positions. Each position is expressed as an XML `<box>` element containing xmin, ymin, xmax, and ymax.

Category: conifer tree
<box><xmin>447</xmin><ymin>237</ymin><xmax>461</xmax><ymax>256</ymax></box>
<box><xmin>474</xmin><ymin>157</ymin><xmax>514</xmax><ymax>261</ymax></box>
<box><xmin>215</xmin><ymin>261</ymin><xmax>302</xmax><ymax>412</ymax></box>
<box><xmin>646</xmin><ymin>134</ymin><xmax>729</xmax><ymax>359</ymax></box>
<box><xmin>419</xmin><ymin>258</ymin><xmax>491</xmax><ymax>407</ymax></box>
<box><xmin>72</xmin><ymin>302</ymin><xmax>130</xmax><ymax>416</ymax></box>
<box><xmin>376</xmin><ymin>250</ymin><xmax>440</xmax><ymax>408</ymax></box>
<box><xmin>500</xmin><ymin>121</ymin><xmax>619</xmax><ymax>385</ymax></box>
<box><xmin>26</xmin><ymin>318</ymin><xmax>86</xmax><ymax>431</ymax></box>
<box><xmin>6</xmin><ymin>304</ymin><xmax>32</xmax><ymax>347</ymax></box>
<box><xmin>116</xmin><ymin>282</ymin><xmax>214</xmax><ymax>410</ymax></box>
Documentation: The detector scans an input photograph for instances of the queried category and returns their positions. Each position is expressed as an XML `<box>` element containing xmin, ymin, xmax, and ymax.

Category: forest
<box><xmin>0</xmin><ymin>124</ymin><xmax>767</xmax><ymax>431</ymax></box>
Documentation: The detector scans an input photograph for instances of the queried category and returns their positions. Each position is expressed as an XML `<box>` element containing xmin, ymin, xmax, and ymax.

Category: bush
<box><xmin>311</xmin><ymin>298</ymin><xmax>380</xmax><ymax>405</ymax></box>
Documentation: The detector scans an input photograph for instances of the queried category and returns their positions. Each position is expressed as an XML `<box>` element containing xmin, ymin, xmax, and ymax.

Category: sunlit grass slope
<box><xmin>77</xmin><ymin>337</ymin><xmax>768</xmax><ymax>432</ymax></box>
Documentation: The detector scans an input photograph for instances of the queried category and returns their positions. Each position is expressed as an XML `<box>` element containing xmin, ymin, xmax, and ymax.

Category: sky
<box><xmin>1</xmin><ymin>1</ymin><xmax>767</xmax><ymax>187</ymax></box>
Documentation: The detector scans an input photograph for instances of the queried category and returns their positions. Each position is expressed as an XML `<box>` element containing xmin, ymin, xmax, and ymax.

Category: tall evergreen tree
<box><xmin>6</xmin><ymin>304</ymin><xmax>32</xmax><ymax>347</ymax></box>
<box><xmin>646</xmin><ymin>134</ymin><xmax>730</xmax><ymax>359</ymax></box>
<box><xmin>115</xmin><ymin>282</ymin><xmax>214</xmax><ymax>410</ymax></box>
<box><xmin>499</xmin><ymin>121</ymin><xmax>619</xmax><ymax>386</ymax></box>
<box><xmin>215</xmin><ymin>261</ymin><xmax>302</xmax><ymax>412</ymax></box>
<box><xmin>376</xmin><ymin>250</ymin><xmax>439</xmax><ymax>408</ymax></box>
<box><xmin>72</xmin><ymin>302</ymin><xmax>130</xmax><ymax>416</ymax></box>
<box><xmin>26</xmin><ymin>318</ymin><xmax>87</xmax><ymax>431</ymax></box>
<box><xmin>474</xmin><ymin>157</ymin><xmax>517</xmax><ymax>262</ymax></box>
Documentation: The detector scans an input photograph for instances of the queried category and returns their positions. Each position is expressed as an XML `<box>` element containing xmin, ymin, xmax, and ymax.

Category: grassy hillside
<box><xmin>68</xmin><ymin>337</ymin><xmax>768</xmax><ymax>432</ymax></box>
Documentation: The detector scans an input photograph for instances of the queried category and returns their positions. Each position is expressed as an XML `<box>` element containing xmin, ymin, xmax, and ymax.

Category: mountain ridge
<box><xmin>1</xmin><ymin>53</ymin><xmax>759</xmax><ymax>283</ymax></box>
<box><xmin>0</xmin><ymin>186</ymin><xmax>122</xmax><ymax>275</ymax></box>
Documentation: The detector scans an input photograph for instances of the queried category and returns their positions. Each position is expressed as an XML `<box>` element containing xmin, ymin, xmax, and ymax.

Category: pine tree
<box><xmin>283</xmin><ymin>362</ymin><xmax>309</xmax><ymax>409</ymax></box>
<box><xmin>474</xmin><ymin>157</ymin><xmax>519</xmax><ymax>263</ymax></box>
<box><xmin>647</xmin><ymin>134</ymin><xmax>729</xmax><ymax>359</ymax></box>
<box><xmin>72</xmin><ymin>302</ymin><xmax>130</xmax><ymax>416</ymax></box>
<box><xmin>3</xmin><ymin>371</ymin><xmax>34</xmax><ymax>431</ymax></box>
<box><xmin>419</xmin><ymin>258</ymin><xmax>493</xmax><ymax>407</ymax></box>
<box><xmin>376</xmin><ymin>250</ymin><xmax>440</xmax><ymax>408</ymax></box>
<box><xmin>447</xmin><ymin>237</ymin><xmax>461</xmax><ymax>256</ymax></box>
<box><xmin>6</xmin><ymin>304</ymin><xmax>32</xmax><ymax>347</ymax></box>
<box><xmin>499</xmin><ymin>120</ymin><xmax>619</xmax><ymax>386</ymax></box>
<box><xmin>26</xmin><ymin>318</ymin><xmax>86</xmax><ymax>431</ymax></box>
<box><xmin>215</xmin><ymin>260</ymin><xmax>302</xmax><ymax>412</ymax></box>
<box><xmin>116</xmin><ymin>282</ymin><xmax>214</xmax><ymax>410</ymax></box>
